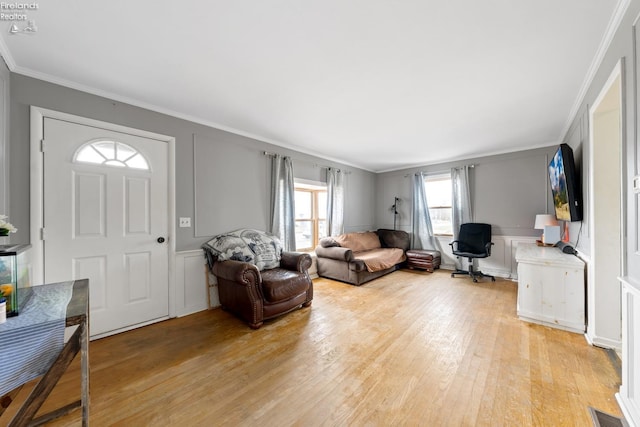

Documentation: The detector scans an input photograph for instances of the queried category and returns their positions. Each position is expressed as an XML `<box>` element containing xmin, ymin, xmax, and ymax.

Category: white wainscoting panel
<box><xmin>617</xmin><ymin>277</ymin><xmax>640</xmax><ymax>427</ymax></box>
<box><xmin>508</xmin><ymin>238</ymin><xmax>540</xmax><ymax>280</ymax></box>
<box><xmin>434</xmin><ymin>236</ymin><xmax>457</xmax><ymax>270</ymax></box>
<box><xmin>437</xmin><ymin>235</ymin><xmax>537</xmax><ymax>279</ymax></box>
<box><xmin>478</xmin><ymin>237</ymin><xmax>507</xmax><ymax>277</ymax></box>
<box><xmin>174</xmin><ymin>250</ymin><xmax>218</xmax><ymax>317</ymax></box>
<box><xmin>174</xmin><ymin>237</ymin><xmax>538</xmax><ymax>318</ymax></box>
<box><xmin>308</xmin><ymin>253</ymin><xmax>318</xmax><ymax>278</ymax></box>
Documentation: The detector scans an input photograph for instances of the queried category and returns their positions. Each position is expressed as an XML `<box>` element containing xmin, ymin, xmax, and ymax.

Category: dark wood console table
<box><xmin>2</xmin><ymin>279</ymin><xmax>89</xmax><ymax>426</ymax></box>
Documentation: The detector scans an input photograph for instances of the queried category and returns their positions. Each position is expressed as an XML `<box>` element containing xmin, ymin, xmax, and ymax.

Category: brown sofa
<box><xmin>315</xmin><ymin>229</ymin><xmax>410</xmax><ymax>285</ymax></box>
<box><xmin>203</xmin><ymin>229</ymin><xmax>313</xmax><ymax>329</ymax></box>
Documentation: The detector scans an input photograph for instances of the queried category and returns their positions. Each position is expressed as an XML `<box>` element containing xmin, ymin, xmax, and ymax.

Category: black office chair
<box><xmin>449</xmin><ymin>223</ymin><xmax>495</xmax><ymax>282</ymax></box>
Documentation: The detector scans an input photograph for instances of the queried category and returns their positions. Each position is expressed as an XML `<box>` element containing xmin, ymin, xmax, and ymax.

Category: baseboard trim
<box><xmin>585</xmin><ymin>332</ymin><xmax>622</xmax><ymax>352</ymax></box>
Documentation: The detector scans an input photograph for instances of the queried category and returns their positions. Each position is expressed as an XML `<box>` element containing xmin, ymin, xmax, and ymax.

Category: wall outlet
<box><xmin>179</xmin><ymin>217</ymin><xmax>191</xmax><ymax>228</ymax></box>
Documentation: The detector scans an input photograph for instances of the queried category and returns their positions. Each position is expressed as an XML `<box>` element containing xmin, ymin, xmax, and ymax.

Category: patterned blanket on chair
<box><xmin>203</xmin><ymin>229</ymin><xmax>283</xmax><ymax>271</ymax></box>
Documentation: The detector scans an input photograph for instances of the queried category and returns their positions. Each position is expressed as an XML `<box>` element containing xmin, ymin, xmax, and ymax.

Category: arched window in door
<box><xmin>73</xmin><ymin>140</ymin><xmax>150</xmax><ymax>170</ymax></box>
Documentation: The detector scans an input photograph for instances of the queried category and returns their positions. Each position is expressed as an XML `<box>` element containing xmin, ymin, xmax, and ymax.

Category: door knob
<box><xmin>157</xmin><ymin>237</ymin><xmax>165</xmax><ymax>243</ymax></box>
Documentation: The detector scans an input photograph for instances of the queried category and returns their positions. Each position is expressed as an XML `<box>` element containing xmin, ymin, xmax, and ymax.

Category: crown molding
<box><xmin>560</xmin><ymin>0</ymin><xmax>631</xmax><ymax>141</ymax></box>
<box><xmin>1</xmin><ymin>1</ymin><xmax>627</xmax><ymax>175</ymax></box>
<box><xmin>376</xmin><ymin>140</ymin><xmax>561</xmax><ymax>174</ymax></box>
<box><xmin>0</xmin><ymin>24</ymin><xmax>372</xmax><ymax>172</ymax></box>
<box><xmin>10</xmin><ymin>63</ymin><xmax>373</xmax><ymax>173</ymax></box>
<box><xmin>0</xmin><ymin>34</ymin><xmax>16</xmax><ymax>70</ymax></box>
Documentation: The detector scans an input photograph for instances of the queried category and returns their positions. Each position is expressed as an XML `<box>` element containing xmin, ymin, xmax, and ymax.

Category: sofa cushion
<box><xmin>261</xmin><ymin>268</ymin><xmax>310</xmax><ymax>303</ymax></box>
<box><xmin>377</xmin><ymin>228</ymin><xmax>411</xmax><ymax>251</ymax></box>
<box><xmin>334</xmin><ymin>231</ymin><xmax>381</xmax><ymax>252</ymax></box>
<box><xmin>354</xmin><ymin>248</ymin><xmax>406</xmax><ymax>272</ymax></box>
<box><xmin>319</xmin><ymin>236</ymin><xmax>340</xmax><ymax>248</ymax></box>
<box><xmin>203</xmin><ymin>229</ymin><xmax>282</xmax><ymax>270</ymax></box>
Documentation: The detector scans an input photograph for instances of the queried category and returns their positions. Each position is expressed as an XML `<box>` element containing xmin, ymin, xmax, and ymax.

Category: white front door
<box><xmin>43</xmin><ymin>117</ymin><xmax>169</xmax><ymax>337</ymax></box>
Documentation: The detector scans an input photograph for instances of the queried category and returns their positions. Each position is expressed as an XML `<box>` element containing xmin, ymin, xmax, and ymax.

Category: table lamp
<box><xmin>534</xmin><ymin>214</ymin><xmax>560</xmax><ymax>245</ymax></box>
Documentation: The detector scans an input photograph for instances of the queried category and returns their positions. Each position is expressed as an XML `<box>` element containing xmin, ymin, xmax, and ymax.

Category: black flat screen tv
<box><xmin>548</xmin><ymin>143</ymin><xmax>582</xmax><ymax>222</ymax></box>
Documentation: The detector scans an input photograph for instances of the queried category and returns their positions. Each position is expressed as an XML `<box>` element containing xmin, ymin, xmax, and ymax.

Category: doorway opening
<box><xmin>587</xmin><ymin>59</ymin><xmax>625</xmax><ymax>349</ymax></box>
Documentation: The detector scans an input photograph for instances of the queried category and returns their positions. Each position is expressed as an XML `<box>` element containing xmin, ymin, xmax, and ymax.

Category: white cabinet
<box><xmin>515</xmin><ymin>243</ymin><xmax>585</xmax><ymax>333</ymax></box>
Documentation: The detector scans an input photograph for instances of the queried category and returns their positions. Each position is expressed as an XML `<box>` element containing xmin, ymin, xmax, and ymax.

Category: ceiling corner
<box><xmin>0</xmin><ymin>34</ymin><xmax>15</xmax><ymax>71</ymax></box>
<box><xmin>559</xmin><ymin>0</ymin><xmax>631</xmax><ymax>142</ymax></box>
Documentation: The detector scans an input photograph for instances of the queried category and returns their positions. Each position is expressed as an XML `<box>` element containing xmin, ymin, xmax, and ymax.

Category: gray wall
<box><xmin>561</xmin><ymin>0</ymin><xmax>639</xmax><ymax>277</ymax></box>
<box><xmin>9</xmin><ymin>74</ymin><xmax>376</xmax><ymax>251</ymax></box>
<box><xmin>375</xmin><ymin>146</ymin><xmax>558</xmax><ymax>237</ymax></box>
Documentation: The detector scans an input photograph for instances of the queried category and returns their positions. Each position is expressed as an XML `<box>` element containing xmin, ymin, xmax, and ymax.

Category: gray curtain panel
<box><xmin>451</xmin><ymin>165</ymin><xmax>473</xmax><ymax>270</ymax></box>
<box><xmin>451</xmin><ymin>165</ymin><xmax>473</xmax><ymax>239</ymax></box>
<box><xmin>411</xmin><ymin>173</ymin><xmax>440</xmax><ymax>251</ymax></box>
<box><xmin>270</xmin><ymin>155</ymin><xmax>296</xmax><ymax>251</ymax></box>
<box><xmin>326</xmin><ymin>168</ymin><xmax>345</xmax><ymax>237</ymax></box>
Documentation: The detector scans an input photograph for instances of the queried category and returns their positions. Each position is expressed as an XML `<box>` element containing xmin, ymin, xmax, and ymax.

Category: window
<box><xmin>74</xmin><ymin>140</ymin><xmax>150</xmax><ymax>170</ymax></box>
<box><xmin>294</xmin><ymin>182</ymin><xmax>327</xmax><ymax>251</ymax></box>
<box><xmin>424</xmin><ymin>173</ymin><xmax>453</xmax><ymax>235</ymax></box>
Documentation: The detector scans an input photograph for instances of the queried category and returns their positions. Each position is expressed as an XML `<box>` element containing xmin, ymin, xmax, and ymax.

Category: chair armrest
<box><xmin>212</xmin><ymin>260</ymin><xmax>260</xmax><ymax>286</ymax></box>
<box><xmin>280</xmin><ymin>252</ymin><xmax>312</xmax><ymax>273</ymax></box>
<box><xmin>449</xmin><ymin>240</ymin><xmax>461</xmax><ymax>251</ymax></box>
<box><xmin>485</xmin><ymin>242</ymin><xmax>494</xmax><ymax>256</ymax></box>
<box><xmin>315</xmin><ymin>246</ymin><xmax>354</xmax><ymax>262</ymax></box>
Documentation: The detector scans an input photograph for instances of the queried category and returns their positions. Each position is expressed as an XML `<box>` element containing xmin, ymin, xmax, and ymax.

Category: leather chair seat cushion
<box><xmin>261</xmin><ymin>269</ymin><xmax>310</xmax><ymax>303</ymax></box>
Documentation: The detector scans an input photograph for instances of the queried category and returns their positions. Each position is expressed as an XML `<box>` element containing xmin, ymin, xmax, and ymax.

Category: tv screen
<box><xmin>548</xmin><ymin>144</ymin><xmax>582</xmax><ymax>221</ymax></box>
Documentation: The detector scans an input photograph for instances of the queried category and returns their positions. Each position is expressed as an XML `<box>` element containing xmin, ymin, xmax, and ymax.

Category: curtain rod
<box><xmin>263</xmin><ymin>151</ymin><xmax>351</xmax><ymax>174</ymax></box>
<box><xmin>403</xmin><ymin>164</ymin><xmax>475</xmax><ymax>178</ymax></box>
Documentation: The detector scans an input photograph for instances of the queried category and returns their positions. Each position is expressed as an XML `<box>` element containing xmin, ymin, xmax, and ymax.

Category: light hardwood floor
<box><xmin>17</xmin><ymin>270</ymin><xmax>623</xmax><ymax>426</ymax></box>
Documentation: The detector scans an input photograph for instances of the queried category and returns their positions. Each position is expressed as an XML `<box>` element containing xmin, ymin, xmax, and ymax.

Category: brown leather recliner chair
<box><xmin>211</xmin><ymin>251</ymin><xmax>313</xmax><ymax>329</ymax></box>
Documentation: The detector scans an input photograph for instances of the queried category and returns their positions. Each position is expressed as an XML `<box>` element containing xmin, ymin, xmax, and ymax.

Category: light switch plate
<box><xmin>179</xmin><ymin>217</ymin><xmax>191</xmax><ymax>228</ymax></box>
<box><xmin>634</xmin><ymin>175</ymin><xmax>640</xmax><ymax>193</ymax></box>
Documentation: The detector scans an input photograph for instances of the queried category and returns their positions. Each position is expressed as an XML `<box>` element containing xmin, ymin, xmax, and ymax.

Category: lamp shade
<box><xmin>534</xmin><ymin>214</ymin><xmax>558</xmax><ymax>229</ymax></box>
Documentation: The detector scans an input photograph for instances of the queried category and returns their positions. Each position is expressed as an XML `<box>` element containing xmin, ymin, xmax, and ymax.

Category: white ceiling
<box><xmin>0</xmin><ymin>0</ymin><xmax>624</xmax><ymax>172</ymax></box>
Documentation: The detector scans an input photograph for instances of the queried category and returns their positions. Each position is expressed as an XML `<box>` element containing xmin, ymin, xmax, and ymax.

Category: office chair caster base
<box><xmin>471</xmin><ymin>270</ymin><xmax>495</xmax><ymax>283</ymax></box>
<box><xmin>451</xmin><ymin>267</ymin><xmax>496</xmax><ymax>283</ymax></box>
<box><xmin>451</xmin><ymin>269</ymin><xmax>471</xmax><ymax>279</ymax></box>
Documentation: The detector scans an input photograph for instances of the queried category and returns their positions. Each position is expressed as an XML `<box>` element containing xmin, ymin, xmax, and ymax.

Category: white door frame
<box><xmin>587</xmin><ymin>59</ymin><xmax>625</xmax><ymax>349</ymax></box>
<box><xmin>30</xmin><ymin>106</ymin><xmax>177</xmax><ymax>318</ymax></box>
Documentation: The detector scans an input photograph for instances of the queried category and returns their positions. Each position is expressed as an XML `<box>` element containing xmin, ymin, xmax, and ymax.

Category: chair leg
<box><xmin>469</xmin><ymin>261</ymin><xmax>496</xmax><ymax>282</ymax></box>
<box><xmin>451</xmin><ymin>269</ymin><xmax>470</xmax><ymax>277</ymax></box>
<box><xmin>451</xmin><ymin>258</ymin><xmax>474</xmax><ymax>278</ymax></box>
<box><xmin>450</xmin><ymin>258</ymin><xmax>496</xmax><ymax>282</ymax></box>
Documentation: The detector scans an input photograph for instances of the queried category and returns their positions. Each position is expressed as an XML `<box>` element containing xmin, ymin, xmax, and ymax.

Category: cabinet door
<box><xmin>539</xmin><ymin>265</ymin><xmax>584</xmax><ymax>327</ymax></box>
<box><xmin>517</xmin><ymin>263</ymin><xmax>542</xmax><ymax>317</ymax></box>
<box><xmin>517</xmin><ymin>261</ymin><xmax>585</xmax><ymax>332</ymax></box>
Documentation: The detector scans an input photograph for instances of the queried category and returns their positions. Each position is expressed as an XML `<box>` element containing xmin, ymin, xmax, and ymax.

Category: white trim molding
<box><xmin>561</xmin><ymin>0</ymin><xmax>631</xmax><ymax>140</ymax></box>
<box><xmin>617</xmin><ymin>276</ymin><xmax>640</xmax><ymax>426</ymax></box>
<box><xmin>587</xmin><ymin>59</ymin><xmax>625</xmax><ymax>350</ymax></box>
